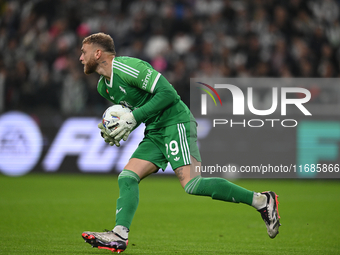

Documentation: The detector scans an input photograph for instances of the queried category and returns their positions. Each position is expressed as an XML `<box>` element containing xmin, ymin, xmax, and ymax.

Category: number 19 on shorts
<box><xmin>165</xmin><ymin>140</ymin><xmax>179</xmax><ymax>158</ymax></box>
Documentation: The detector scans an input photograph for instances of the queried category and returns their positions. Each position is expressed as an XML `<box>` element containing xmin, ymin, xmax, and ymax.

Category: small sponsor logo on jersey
<box><xmin>116</xmin><ymin>208</ymin><xmax>123</xmax><ymax>215</ymax></box>
<box><xmin>110</xmin><ymin>96</ymin><xmax>114</xmax><ymax>101</ymax></box>
<box><xmin>142</xmin><ymin>69</ymin><xmax>153</xmax><ymax>90</ymax></box>
<box><xmin>174</xmin><ymin>156</ymin><xmax>180</xmax><ymax>161</ymax></box>
<box><xmin>119</xmin><ymin>86</ymin><xmax>127</xmax><ymax>94</ymax></box>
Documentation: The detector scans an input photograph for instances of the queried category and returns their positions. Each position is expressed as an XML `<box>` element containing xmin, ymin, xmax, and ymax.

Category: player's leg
<box><xmin>112</xmin><ymin>158</ymin><xmax>158</xmax><ymax>236</ymax></box>
<box><xmin>170</xmin><ymin>122</ymin><xmax>256</xmax><ymax>206</ymax></box>
<box><xmin>175</xmin><ymin>161</ymin><xmax>280</xmax><ymax>238</ymax></box>
<box><xmin>174</xmin><ymin>155</ymin><xmax>201</xmax><ymax>187</ymax></box>
<box><xmin>175</xmin><ymin>158</ymin><xmax>256</xmax><ymax>206</ymax></box>
<box><xmin>171</xmin><ymin>121</ymin><xmax>280</xmax><ymax>239</ymax></box>
<box><xmin>82</xmin><ymin>135</ymin><xmax>163</xmax><ymax>253</ymax></box>
<box><xmin>82</xmin><ymin>158</ymin><xmax>157</xmax><ymax>253</ymax></box>
<box><xmin>115</xmin><ymin>157</ymin><xmax>159</xmax><ymax>231</ymax></box>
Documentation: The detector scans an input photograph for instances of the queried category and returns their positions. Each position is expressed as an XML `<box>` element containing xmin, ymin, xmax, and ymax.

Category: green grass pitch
<box><xmin>0</xmin><ymin>174</ymin><xmax>339</xmax><ymax>255</ymax></box>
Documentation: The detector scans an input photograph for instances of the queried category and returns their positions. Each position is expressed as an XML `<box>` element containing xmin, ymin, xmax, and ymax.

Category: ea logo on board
<box><xmin>0</xmin><ymin>111</ymin><xmax>43</xmax><ymax>176</ymax></box>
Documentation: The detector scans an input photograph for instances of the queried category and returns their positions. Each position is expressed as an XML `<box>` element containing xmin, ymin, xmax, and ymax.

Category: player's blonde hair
<box><xmin>82</xmin><ymin>32</ymin><xmax>116</xmax><ymax>55</ymax></box>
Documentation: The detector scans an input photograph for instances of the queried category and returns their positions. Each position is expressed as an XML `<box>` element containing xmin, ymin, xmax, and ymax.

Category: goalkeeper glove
<box><xmin>98</xmin><ymin>122</ymin><xmax>121</xmax><ymax>147</ymax></box>
<box><xmin>109</xmin><ymin>111</ymin><xmax>137</xmax><ymax>141</ymax></box>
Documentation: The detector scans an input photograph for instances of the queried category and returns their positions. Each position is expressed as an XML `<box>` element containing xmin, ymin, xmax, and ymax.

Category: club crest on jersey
<box><xmin>119</xmin><ymin>86</ymin><xmax>127</xmax><ymax>94</ymax></box>
<box><xmin>142</xmin><ymin>69</ymin><xmax>153</xmax><ymax>90</ymax></box>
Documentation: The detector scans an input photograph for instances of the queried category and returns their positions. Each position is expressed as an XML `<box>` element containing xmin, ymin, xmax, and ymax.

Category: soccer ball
<box><xmin>102</xmin><ymin>104</ymin><xmax>131</xmax><ymax>132</ymax></box>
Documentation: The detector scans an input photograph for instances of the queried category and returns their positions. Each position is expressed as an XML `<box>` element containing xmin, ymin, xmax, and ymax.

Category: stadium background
<box><xmin>1</xmin><ymin>0</ymin><xmax>339</xmax><ymax>177</ymax></box>
<box><xmin>1</xmin><ymin>1</ymin><xmax>340</xmax><ymax>254</ymax></box>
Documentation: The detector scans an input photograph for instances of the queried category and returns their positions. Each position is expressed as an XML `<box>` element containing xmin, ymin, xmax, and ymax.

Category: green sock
<box><xmin>185</xmin><ymin>176</ymin><xmax>253</xmax><ymax>205</ymax></box>
<box><xmin>115</xmin><ymin>170</ymin><xmax>140</xmax><ymax>229</ymax></box>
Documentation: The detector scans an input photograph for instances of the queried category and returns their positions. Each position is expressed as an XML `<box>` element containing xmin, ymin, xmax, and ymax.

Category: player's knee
<box><xmin>118</xmin><ymin>169</ymin><xmax>141</xmax><ymax>186</ymax></box>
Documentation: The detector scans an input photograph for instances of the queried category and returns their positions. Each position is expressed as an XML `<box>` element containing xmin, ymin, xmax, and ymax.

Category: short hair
<box><xmin>82</xmin><ymin>32</ymin><xmax>116</xmax><ymax>55</ymax></box>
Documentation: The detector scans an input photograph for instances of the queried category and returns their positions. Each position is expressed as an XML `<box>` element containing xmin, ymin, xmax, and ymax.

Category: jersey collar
<box><xmin>106</xmin><ymin>57</ymin><xmax>115</xmax><ymax>88</ymax></box>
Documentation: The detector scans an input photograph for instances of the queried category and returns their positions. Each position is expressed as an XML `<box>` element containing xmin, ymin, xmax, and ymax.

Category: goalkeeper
<box><xmin>79</xmin><ymin>33</ymin><xmax>280</xmax><ymax>253</ymax></box>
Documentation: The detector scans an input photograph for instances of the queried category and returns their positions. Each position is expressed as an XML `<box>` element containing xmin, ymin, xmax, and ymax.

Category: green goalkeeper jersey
<box><xmin>97</xmin><ymin>56</ymin><xmax>193</xmax><ymax>130</ymax></box>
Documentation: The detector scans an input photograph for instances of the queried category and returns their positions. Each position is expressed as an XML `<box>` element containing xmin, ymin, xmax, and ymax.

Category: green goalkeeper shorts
<box><xmin>131</xmin><ymin>121</ymin><xmax>201</xmax><ymax>171</ymax></box>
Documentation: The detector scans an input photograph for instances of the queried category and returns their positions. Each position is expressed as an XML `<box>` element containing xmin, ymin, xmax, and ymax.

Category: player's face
<box><xmin>80</xmin><ymin>43</ymin><xmax>98</xmax><ymax>74</ymax></box>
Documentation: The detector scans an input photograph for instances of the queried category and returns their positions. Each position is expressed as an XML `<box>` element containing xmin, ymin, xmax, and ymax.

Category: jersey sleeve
<box><xmin>132</xmin><ymin>74</ymin><xmax>179</xmax><ymax>124</ymax></box>
<box><xmin>134</xmin><ymin>61</ymin><xmax>161</xmax><ymax>93</ymax></box>
<box><xmin>113</xmin><ymin>57</ymin><xmax>179</xmax><ymax>124</ymax></box>
<box><xmin>112</xmin><ymin>57</ymin><xmax>161</xmax><ymax>93</ymax></box>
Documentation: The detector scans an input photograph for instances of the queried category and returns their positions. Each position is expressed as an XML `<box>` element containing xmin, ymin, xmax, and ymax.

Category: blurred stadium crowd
<box><xmin>0</xmin><ymin>0</ymin><xmax>340</xmax><ymax>114</ymax></box>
